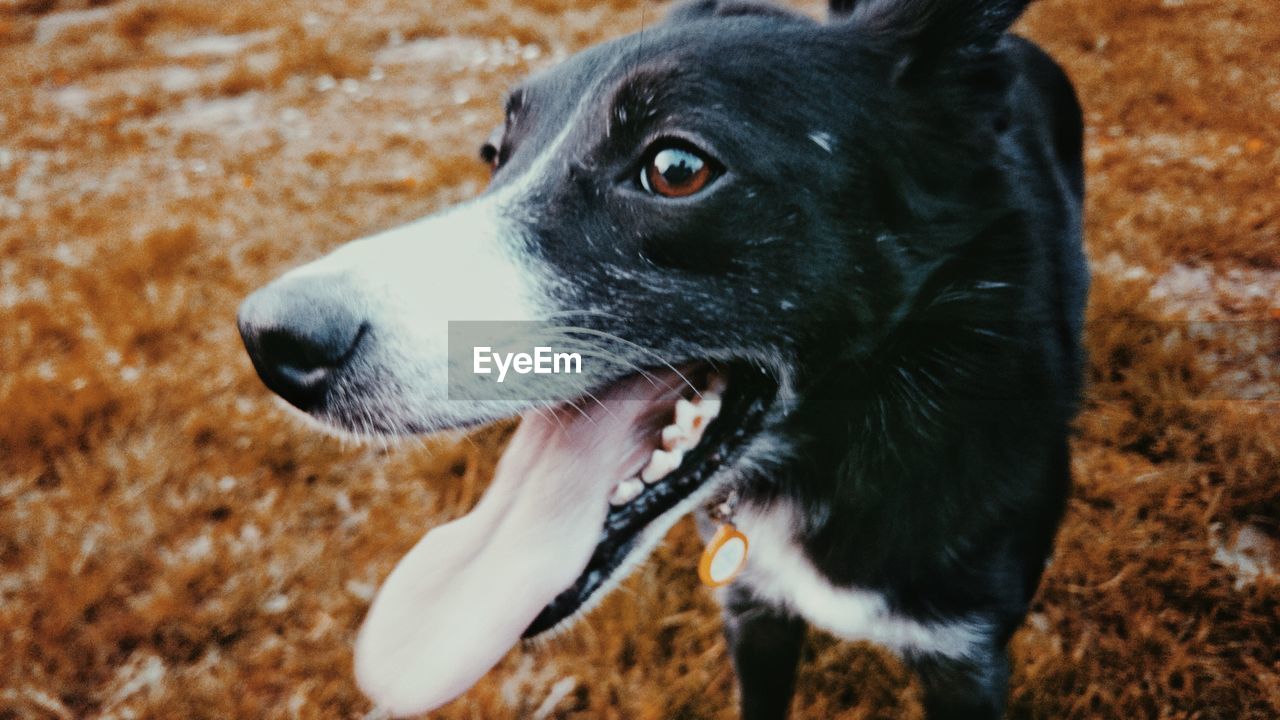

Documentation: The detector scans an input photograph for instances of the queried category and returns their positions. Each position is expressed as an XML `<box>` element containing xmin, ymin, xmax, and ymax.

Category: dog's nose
<box><xmin>237</xmin><ymin>276</ymin><xmax>367</xmax><ymax>411</ymax></box>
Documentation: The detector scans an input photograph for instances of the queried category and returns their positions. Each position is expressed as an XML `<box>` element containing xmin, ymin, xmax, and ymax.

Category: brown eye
<box><xmin>640</xmin><ymin>145</ymin><xmax>715</xmax><ymax>198</ymax></box>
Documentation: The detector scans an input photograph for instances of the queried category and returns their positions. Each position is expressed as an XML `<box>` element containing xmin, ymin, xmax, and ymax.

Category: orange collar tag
<box><xmin>698</xmin><ymin>523</ymin><xmax>749</xmax><ymax>588</ymax></box>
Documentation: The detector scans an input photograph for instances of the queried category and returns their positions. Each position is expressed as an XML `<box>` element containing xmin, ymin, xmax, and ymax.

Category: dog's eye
<box><xmin>640</xmin><ymin>144</ymin><xmax>715</xmax><ymax>198</ymax></box>
<box><xmin>480</xmin><ymin>142</ymin><xmax>500</xmax><ymax>172</ymax></box>
<box><xmin>480</xmin><ymin>125</ymin><xmax>505</xmax><ymax>173</ymax></box>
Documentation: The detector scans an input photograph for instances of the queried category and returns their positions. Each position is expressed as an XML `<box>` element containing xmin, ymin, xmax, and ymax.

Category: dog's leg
<box><xmin>904</xmin><ymin>644</ymin><xmax>1009</xmax><ymax>720</ymax></box>
<box><xmin>720</xmin><ymin>584</ymin><xmax>807</xmax><ymax>720</ymax></box>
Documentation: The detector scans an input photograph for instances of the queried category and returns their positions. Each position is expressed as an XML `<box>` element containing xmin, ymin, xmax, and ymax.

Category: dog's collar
<box><xmin>699</xmin><ymin>487</ymin><xmax>748</xmax><ymax>588</ymax></box>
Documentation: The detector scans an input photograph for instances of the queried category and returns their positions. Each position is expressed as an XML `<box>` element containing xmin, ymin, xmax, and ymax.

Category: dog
<box><xmin>238</xmin><ymin>0</ymin><xmax>1087</xmax><ymax>717</ymax></box>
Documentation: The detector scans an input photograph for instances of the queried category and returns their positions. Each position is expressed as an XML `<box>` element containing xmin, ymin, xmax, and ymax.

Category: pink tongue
<box><xmin>354</xmin><ymin>373</ymin><xmax>684</xmax><ymax>716</ymax></box>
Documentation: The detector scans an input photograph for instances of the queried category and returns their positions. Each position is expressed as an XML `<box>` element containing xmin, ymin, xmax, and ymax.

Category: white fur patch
<box><xmin>731</xmin><ymin>502</ymin><xmax>988</xmax><ymax>660</ymax></box>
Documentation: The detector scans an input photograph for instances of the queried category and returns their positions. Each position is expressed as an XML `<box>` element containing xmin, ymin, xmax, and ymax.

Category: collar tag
<box><xmin>699</xmin><ymin>523</ymin><xmax>749</xmax><ymax>588</ymax></box>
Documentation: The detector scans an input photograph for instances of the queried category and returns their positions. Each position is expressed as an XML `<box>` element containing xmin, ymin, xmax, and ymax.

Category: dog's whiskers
<box><xmin>544</xmin><ymin>323</ymin><xmax>701</xmax><ymax>396</ymax></box>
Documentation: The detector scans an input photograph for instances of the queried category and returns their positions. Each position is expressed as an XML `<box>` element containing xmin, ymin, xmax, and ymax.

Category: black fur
<box><xmin>482</xmin><ymin>1</ymin><xmax>1086</xmax><ymax>715</ymax></box>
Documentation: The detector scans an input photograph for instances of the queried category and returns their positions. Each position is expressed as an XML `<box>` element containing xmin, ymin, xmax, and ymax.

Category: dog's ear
<box><xmin>832</xmin><ymin>0</ymin><xmax>1032</xmax><ymax>83</ymax></box>
<box><xmin>666</xmin><ymin>0</ymin><xmax>803</xmax><ymax>23</ymax></box>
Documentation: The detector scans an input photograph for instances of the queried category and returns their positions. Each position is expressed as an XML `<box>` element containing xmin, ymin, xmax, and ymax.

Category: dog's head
<box><xmin>238</xmin><ymin>0</ymin><xmax>1032</xmax><ymax>714</ymax></box>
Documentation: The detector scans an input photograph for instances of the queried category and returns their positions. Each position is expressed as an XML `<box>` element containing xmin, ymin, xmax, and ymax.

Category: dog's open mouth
<box><xmin>526</xmin><ymin>362</ymin><xmax>775</xmax><ymax>636</ymax></box>
<box><xmin>354</xmin><ymin>362</ymin><xmax>775</xmax><ymax>715</ymax></box>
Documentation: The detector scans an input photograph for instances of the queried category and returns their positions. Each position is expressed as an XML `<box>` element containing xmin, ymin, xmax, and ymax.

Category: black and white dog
<box><xmin>238</xmin><ymin>0</ymin><xmax>1087</xmax><ymax>717</ymax></box>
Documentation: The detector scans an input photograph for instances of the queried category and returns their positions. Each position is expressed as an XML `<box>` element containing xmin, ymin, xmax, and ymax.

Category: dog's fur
<box><xmin>239</xmin><ymin>0</ymin><xmax>1087</xmax><ymax>716</ymax></box>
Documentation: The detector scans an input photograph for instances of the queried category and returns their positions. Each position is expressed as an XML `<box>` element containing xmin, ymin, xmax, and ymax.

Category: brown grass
<box><xmin>1</xmin><ymin>0</ymin><xmax>1278</xmax><ymax>718</ymax></box>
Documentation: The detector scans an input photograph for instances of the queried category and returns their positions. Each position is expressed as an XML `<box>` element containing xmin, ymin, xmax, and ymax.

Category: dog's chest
<box><xmin>728</xmin><ymin>502</ymin><xmax>986</xmax><ymax>660</ymax></box>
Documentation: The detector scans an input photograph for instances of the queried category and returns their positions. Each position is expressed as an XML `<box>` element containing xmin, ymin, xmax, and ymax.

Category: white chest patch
<box><xmin>730</xmin><ymin>503</ymin><xmax>988</xmax><ymax>661</ymax></box>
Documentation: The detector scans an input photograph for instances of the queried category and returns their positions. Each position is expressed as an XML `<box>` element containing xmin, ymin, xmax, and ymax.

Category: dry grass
<box><xmin>1</xmin><ymin>0</ymin><xmax>1277</xmax><ymax>718</ymax></box>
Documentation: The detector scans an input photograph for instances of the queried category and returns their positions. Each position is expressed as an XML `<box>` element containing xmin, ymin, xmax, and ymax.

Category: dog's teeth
<box><xmin>609</xmin><ymin>478</ymin><xmax>645</xmax><ymax>506</ymax></box>
<box><xmin>642</xmin><ymin>448</ymin><xmax>683</xmax><ymax>483</ymax></box>
<box><xmin>674</xmin><ymin>399</ymin><xmax>698</xmax><ymax>430</ymax></box>
<box><xmin>690</xmin><ymin>398</ymin><xmax>720</xmax><ymax>432</ymax></box>
<box><xmin>699</xmin><ymin>397</ymin><xmax>722</xmax><ymax>421</ymax></box>
<box><xmin>661</xmin><ymin>424</ymin><xmax>689</xmax><ymax>451</ymax></box>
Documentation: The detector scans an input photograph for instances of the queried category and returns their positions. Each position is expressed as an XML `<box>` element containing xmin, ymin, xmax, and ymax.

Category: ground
<box><xmin>1</xmin><ymin>0</ymin><xmax>1278</xmax><ymax>718</ymax></box>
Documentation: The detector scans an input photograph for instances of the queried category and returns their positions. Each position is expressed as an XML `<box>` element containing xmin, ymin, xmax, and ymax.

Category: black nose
<box><xmin>237</xmin><ymin>275</ymin><xmax>367</xmax><ymax>411</ymax></box>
